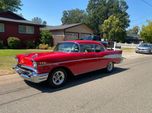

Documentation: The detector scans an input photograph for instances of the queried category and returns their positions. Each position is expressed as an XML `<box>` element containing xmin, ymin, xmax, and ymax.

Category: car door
<box><xmin>71</xmin><ymin>44</ymin><xmax>100</xmax><ymax>75</ymax></box>
<box><xmin>94</xmin><ymin>44</ymin><xmax>109</xmax><ymax>69</ymax></box>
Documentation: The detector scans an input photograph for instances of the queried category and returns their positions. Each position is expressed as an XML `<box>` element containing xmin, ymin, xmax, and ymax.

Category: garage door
<box><xmin>65</xmin><ymin>32</ymin><xmax>79</xmax><ymax>40</ymax></box>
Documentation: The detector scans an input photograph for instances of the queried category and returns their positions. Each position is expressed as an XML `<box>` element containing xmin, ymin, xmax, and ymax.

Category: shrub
<box><xmin>26</xmin><ymin>40</ymin><xmax>35</xmax><ymax>49</ymax></box>
<box><xmin>7</xmin><ymin>37</ymin><xmax>21</xmax><ymax>49</ymax></box>
<box><xmin>39</xmin><ymin>43</ymin><xmax>49</xmax><ymax>49</ymax></box>
<box><xmin>0</xmin><ymin>40</ymin><xmax>3</xmax><ymax>49</ymax></box>
<box><xmin>40</xmin><ymin>30</ymin><xmax>53</xmax><ymax>46</ymax></box>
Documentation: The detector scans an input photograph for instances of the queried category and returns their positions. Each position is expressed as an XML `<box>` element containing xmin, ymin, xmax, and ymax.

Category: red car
<box><xmin>14</xmin><ymin>40</ymin><xmax>122</xmax><ymax>87</ymax></box>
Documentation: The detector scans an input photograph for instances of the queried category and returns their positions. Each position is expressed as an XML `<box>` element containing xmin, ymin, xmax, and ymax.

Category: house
<box><xmin>125</xmin><ymin>33</ymin><xmax>142</xmax><ymax>44</ymax></box>
<box><xmin>41</xmin><ymin>23</ymin><xmax>94</xmax><ymax>45</ymax></box>
<box><xmin>0</xmin><ymin>11</ymin><xmax>44</xmax><ymax>45</ymax></box>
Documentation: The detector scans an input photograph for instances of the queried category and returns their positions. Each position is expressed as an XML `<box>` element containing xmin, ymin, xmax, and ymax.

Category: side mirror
<box><xmin>74</xmin><ymin>48</ymin><xmax>79</xmax><ymax>52</ymax></box>
<box><xmin>95</xmin><ymin>49</ymin><xmax>101</xmax><ymax>52</ymax></box>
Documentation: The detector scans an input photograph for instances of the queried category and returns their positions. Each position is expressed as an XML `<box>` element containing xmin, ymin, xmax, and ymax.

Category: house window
<box><xmin>0</xmin><ymin>23</ymin><xmax>4</xmax><ymax>32</ymax></box>
<box><xmin>19</xmin><ymin>25</ymin><xmax>34</xmax><ymax>34</ymax></box>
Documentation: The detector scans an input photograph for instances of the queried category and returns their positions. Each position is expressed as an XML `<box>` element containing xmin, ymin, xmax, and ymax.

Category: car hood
<box><xmin>24</xmin><ymin>52</ymin><xmax>61</xmax><ymax>58</ymax></box>
<box><xmin>16</xmin><ymin>52</ymin><xmax>67</xmax><ymax>67</ymax></box>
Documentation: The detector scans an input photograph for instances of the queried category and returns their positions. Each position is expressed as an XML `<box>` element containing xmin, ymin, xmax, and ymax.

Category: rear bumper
<box><xmin>14</xmin><ymin>65</ymin><xmax>49</xmax><ymax>83</ymax></box>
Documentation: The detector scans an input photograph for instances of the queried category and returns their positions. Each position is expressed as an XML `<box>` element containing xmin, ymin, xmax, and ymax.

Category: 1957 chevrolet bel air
<box><xmin>14</xmin><ymin>40</ymin><xmax>122</xmax><ymax>87</ymax></box>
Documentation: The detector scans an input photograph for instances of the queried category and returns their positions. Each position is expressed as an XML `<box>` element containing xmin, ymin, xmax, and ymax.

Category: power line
<box><xmin>140</xmin><ymin>0</ymin><xmax>152</xmax><ymax>8</ymax></box>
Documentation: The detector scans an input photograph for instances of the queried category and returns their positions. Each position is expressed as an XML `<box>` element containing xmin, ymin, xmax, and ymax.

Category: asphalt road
<box><xmin>0</xmin><ymin>55</ymin><xmax>152</xmax><ymax>113</ymax></box>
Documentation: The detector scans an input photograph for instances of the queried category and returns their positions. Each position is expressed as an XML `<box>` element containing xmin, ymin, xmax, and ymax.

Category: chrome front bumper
<box><xmin>14</xmin><ymin>65</ymin><xmax>49</xmax><ymax>83</ymax></box>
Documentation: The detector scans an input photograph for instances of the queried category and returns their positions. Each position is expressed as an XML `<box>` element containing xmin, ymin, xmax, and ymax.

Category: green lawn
<box><xmin>0</xmin><ymin>49</ymin><xmax>51</xmax><ymax>75</ymax></box>
<box><xmin>122</xmin><ymin>48</ymin><xmax>135</xmax><ymax>52</ymax></box>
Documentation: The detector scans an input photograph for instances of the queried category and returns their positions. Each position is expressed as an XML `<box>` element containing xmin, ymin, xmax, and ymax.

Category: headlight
<box><xmin>33</xmin><ymin>61</ymin><xmax>37</xmax><ymax>69</ymax></box>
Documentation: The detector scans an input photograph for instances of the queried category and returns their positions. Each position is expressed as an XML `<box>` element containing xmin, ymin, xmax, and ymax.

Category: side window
<box><xmin>80</xmin><ymin>44</ymin><xmax>95</xmax><ymax>52</ymax></box>
<box><xmin>95</xmin><ymin>44</ymin><xmax>105</xmax><ymax>52</ymax></box>
<box><xmin>72</xmin><ymin>44</ymin><xmax>79</xmax><ymax>52</ymax></box>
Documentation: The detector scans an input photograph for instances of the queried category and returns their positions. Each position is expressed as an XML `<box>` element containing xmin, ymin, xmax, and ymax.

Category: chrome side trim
<box><xmin>103</xmin><ymin>54</ymin><xmax>122</xmax><ymax>59</ymax></box>
<box><xmin>39</xmin><ymin>54</ymin><xmax>122</xmax><ymax>67</ymax></box>
<box><xmin>39</xmin><ymin>57</ymin><xmax>103</xmax><ymax>67</ymax></box>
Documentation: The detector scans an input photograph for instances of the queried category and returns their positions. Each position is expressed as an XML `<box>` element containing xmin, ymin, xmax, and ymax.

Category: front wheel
<box><xmin>106</xmin><ymin>62</ymin><xmax>114</xmax><ymax>73</ymax></box>
<box><xmin>47</xmin><ymin>68</ymin><xmax>67</xmax><ymax>88</ymax></box>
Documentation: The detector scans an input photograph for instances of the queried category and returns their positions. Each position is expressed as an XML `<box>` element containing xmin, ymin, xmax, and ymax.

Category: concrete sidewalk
<box><xmin>122</xmin><ymin>51</ymin><xmax>150</xmax><ymax>59</ymax></box>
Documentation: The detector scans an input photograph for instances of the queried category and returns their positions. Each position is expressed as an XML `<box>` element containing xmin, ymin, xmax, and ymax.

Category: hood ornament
<box><xmin>32</xmin><ymin>54</ymin><xmax>38</xmax><ymax>61</ymax></box>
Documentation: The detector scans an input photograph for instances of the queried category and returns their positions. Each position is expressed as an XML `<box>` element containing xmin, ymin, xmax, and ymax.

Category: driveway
<box><xmin>0</xmin><ymin>54</ymin><xmax>152</xmax><ymax>113</ymax></box>
<box><xmin>123</xmin><ymin>51</ymin><xmax>150</xmax><ymax>59</ymax></box>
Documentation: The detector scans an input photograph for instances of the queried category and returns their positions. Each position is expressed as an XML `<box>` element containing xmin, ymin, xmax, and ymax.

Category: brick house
<box><xmin>41</xmin><ymin>23</ymin><xmax>94</xmax><ymax>45</ymax></box>
<box><xmin>0</xmin><ymin>11</ymin><xmax>44</xmax><ymax>46</ymax></box>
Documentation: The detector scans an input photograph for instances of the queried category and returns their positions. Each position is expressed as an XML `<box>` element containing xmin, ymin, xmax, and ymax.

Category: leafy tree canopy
<box><xmin>100</xmin><ymin>15</ymin><xmax>126</xmax><ymax>42</ymax></box>
<box><xmin>32</xmin><ymin>17</ymin><xmax>47</xmax><ymax>25</ymax></box>
<box><xmin>140</xmin><ymin>21</ymin><xmax>152</xmax><ymax>43</ymax></box>
<box><xmin>87</xmin><ymin>0</ymin><xmax>130</xmax><ymax>34</ymax></box>
<box><xmin>0</xmin><ymin>0</ymin><xmax>22</xmax><ymax>12</ymax></box>
<box><xmin>61</xmin><ymin>8</ymin><xmax>87</xmax><ymax>24</ymax></box>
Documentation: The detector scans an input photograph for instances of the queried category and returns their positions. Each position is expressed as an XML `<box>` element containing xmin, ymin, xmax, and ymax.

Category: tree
<box><xmin>132</xmin><ymin>26</ymin><xmax>140</xmax><ymax>34</ymax></box>
<box><xmin>100</xmin><ymin>15</ymin><xmax>126</xmax><ymax>42</ymax></box>
<box><xmin>127</xmin><ymin>26</ymin><xmax>140</xmax><ymax>35</ymax></box>
<box><xmin>0</xmin><ymin>0</ymin><xmax>22</xmax><ymax>12</ymax></box>
<box><xmin>87</xmin><ymin>0</ymin><xmax>130</xmax><ymax>34</ymax></box>
<box><xmin>140</xmin><ymin>21</ymin><xmax>152</xmax><ymax>43</ymax></box>
<box><xmin>61</xmin><ymin>8</ymin><xmax>87</xmax><ymax>24</ymax></box>
<box><xmin>40</xmin><ymin>30</ymin><xmax>53</xmax><ymax>46</ymax></box>
<box><xmin>42</xmin><ymin>21</ymin><xmax>47</xmax><ymax>25</ymax></box>
<box><xmin>32</xmin><ymin>17</ymin><xmax>47</xmax><ymax>25</ymax></box>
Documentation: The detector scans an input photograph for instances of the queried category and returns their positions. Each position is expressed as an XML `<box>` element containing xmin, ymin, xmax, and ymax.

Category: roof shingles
<box><xmin>0</xmin><ymin>17</ymin><xmax>44</xmax><ymax>26</ymax></box>
<box><xmin>41</xmin><ymin>23</ymin><xmax>82</xmax><ymax>31</ymax></box>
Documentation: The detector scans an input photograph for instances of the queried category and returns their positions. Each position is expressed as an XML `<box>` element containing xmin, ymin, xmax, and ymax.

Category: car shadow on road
<box><xmin>25</xmin><ymin>67</ymin><xmax>129</xmax><ymax>93</ymax></box>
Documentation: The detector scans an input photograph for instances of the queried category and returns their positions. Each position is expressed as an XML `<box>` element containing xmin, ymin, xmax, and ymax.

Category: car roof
<box><xmin>63</xmin><ymin>40</ymin><xmax>102</xmax><ymax>45</ymax></box>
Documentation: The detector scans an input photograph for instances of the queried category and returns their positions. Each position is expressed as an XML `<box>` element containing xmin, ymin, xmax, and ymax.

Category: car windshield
<box><xmin>139</xmin><ymin>43</ymin><xmax>151</xmax><ymax>47</ymax></box>
<box><xmin>54</xmin><ymin>42</ymin><xmax>79</xmax><ymax>52</ymax></box>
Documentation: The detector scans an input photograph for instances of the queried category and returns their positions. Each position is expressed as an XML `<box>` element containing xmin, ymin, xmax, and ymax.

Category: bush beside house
<box><xmin>7</xmin><ymin>37</ymin><xmax>21</xmax><ymax>49</ymax></box>
<box><xmin>25</xmin><ymin>40</ymin><xmax>36</xmax><ymax>49</ymax></box>
<box><xmin>36</xmin><ymin>30</ymin><xmax>53</xmax><ymax>49</ymax></box>
<box><xmin>0</xmin><ymin>40</ymin><xmax>3</xmax><ymax>49</ymax></box>
<box><xmin>38</xmin><ymin>44</ymin><xmax>49</xmax><ymax>49</ymax></box>
<box><xmin>40</xmin><ymin>30</ymin><xmax>53</xmax><ymax>47</ymax></box>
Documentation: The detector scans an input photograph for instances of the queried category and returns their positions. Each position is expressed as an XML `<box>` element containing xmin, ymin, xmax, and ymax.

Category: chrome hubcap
<box><xmin>107</xmin><ymin>62</ymin><xmax>113</xmax><ymax>71</ymax></box>
<box><xmin>52</xmin><ymin>71</ymin><xmax>65</xmax><ymax>85</ymax></box>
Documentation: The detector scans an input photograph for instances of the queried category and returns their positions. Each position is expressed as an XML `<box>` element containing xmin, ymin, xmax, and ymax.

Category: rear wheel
<box><xmin>48</xmin><ymin>68</ymin><xmax>67</xmax><ymax>88</ymax></box>
<box><xmin>106</xmin><ymin>62</ymin><xmax>114</xmax><ymax>73</ymax></box>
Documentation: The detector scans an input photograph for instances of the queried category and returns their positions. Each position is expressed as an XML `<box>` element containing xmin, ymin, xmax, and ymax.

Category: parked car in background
<box><xmin>80</xmin><ymin>36</ymin><xmax>109</xmax><ymax>48</ymax></box>
<box><xmin>14</xmin><ymin>40</ymin><xmax>122</xmax><ymax>87</ymax></box>
<box><xmin>135</xmin><ymin>43</ymin><xmax>152</xmax><ymax>54</ymax></box>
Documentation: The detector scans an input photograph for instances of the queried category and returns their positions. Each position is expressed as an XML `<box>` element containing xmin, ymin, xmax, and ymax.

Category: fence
<box><xmin>116</xmin><ymin>43</ymin><xmax>138</xmax><ymax>48</ymax></box>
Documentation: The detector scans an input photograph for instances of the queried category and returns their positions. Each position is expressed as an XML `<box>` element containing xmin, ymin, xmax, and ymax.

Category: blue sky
<box><xmin>19</xmin><ymin>0</ymin><xmax>152</xmax><ymax>29</ymax></box>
